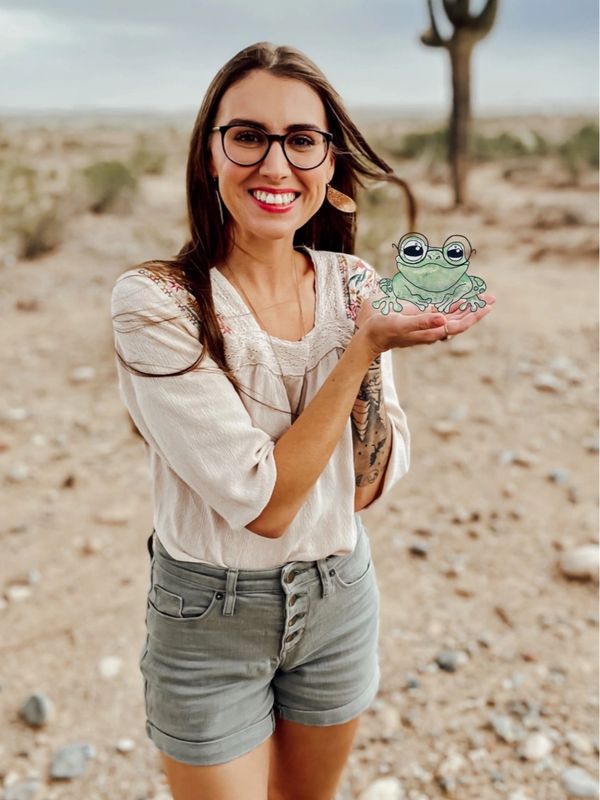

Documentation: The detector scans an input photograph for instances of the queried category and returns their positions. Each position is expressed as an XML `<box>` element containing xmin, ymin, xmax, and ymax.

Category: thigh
<box><xmin>140</xmin><ymin>550</ymin><xmax>282</xmax><ymax>767</ymax></box>
<box><xmin>268</xmin><ymin>715</ymin><xmax>361</xmax><ymax>800</ymax></box>
<box><xmin>160</xmin><ymin>736</ymin><xmax>271</xmax><ymax>800</ymax></box>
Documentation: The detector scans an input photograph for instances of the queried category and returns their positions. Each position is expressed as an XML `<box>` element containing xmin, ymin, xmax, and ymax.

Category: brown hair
<box><xmin>113</xmin><ymin>41</ymin><xmax>416</xmax><ymax>412</ymax></box>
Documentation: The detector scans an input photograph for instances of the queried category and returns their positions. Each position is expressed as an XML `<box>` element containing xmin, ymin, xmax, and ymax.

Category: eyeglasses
<box><xmin>211</xmin><ymin>124</ymin><xmax>333</xmax><ymax>170</ymax></box>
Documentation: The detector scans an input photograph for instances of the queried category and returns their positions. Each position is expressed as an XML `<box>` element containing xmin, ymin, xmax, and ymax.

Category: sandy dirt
<box><xmin>0</xmin><ymin>113</ymin><xmax>598</xmax><ymax>800</ymax></box>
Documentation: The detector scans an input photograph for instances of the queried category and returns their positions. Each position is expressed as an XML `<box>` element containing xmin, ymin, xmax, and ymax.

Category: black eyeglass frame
<box><xmin>210</xmin><ymin>124</ymin><xmax>334</xmax><ymax>170</ymax></box>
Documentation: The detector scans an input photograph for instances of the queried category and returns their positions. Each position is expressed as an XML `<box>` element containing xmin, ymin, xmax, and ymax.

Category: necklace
<box><xmin>221</xmin><ymin>249</ymin><xmax>308</xmax><ymax>423</ymax></box>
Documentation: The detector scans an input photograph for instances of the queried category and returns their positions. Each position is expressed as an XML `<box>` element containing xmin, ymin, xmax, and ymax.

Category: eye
<box><xmin>232</xmin><ymin>128</ymin><xmax>265</xmax><ymax>145</ymax></box>
<box><xmin>287</xmin><ymin>132</ymin><xmax>318</xmax><ymax>149</ymax></box>
<box><xmin>401</xmin><ymin>238</ymin><xmax>427</xmax><ymax>263</ymax></box>
<box><xmin>446</xmin><ymin>244</ymin><xmax>464</xmax><ymax>261</ymax></box>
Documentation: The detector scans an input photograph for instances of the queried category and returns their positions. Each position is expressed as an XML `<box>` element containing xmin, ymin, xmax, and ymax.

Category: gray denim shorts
<box><xmin>139</xmin><ymin>513</ymin><xmax>381</xmax><ymax>766</ymax></box>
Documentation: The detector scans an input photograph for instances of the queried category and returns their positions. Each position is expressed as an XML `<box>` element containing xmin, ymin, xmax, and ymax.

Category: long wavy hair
<box><xmin>113</xmin><ymin>41</ymin><xmax>416</xmax><ymax>418</ymax></box>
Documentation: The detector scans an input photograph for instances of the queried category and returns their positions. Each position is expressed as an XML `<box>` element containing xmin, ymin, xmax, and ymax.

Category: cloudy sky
<box><xmin>0</xmin><ymin>0</ymin><xmax>597</xmax><ymax>113</ymax></box>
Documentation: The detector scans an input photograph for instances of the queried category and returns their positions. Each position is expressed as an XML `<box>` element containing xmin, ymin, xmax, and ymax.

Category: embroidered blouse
<box><xmin>110</xmin><ymin>245</ymin><xmax>410</xmax><ymax>568</ymax></box>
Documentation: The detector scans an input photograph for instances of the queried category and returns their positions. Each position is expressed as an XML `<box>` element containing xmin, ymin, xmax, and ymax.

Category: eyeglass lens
<box><xmin>223</xmin><ymin>126</ymin><xmax>328</xmax><ymax>168</ymax></box>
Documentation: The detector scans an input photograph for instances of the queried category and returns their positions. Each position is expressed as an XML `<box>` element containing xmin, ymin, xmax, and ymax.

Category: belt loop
<box><xmin>316</xmin><ymin>558</ymin><xmax>332</xmax><ymax>598</ymax></box>
<box><xmin>223</xmin><ymin>568</ymin><xmax>239</xmax><ymax>615</ymax></box>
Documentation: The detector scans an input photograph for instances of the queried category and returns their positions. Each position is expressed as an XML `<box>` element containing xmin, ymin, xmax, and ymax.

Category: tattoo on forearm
<box><xmin>351</xmin><ymin>354</ymin><xmax>392</xmax><ymax>487</ymax></box>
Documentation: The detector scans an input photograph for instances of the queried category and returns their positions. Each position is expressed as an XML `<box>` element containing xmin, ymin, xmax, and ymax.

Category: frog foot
<box><xmin>458</xmin><ymin>296</ymin><xmax>487</xmax><ymax>312</ymax></box>
<box><xmin>371</xmin><ymin>297</ymin><xmax>403</xmax><ymax>315</ymax></box>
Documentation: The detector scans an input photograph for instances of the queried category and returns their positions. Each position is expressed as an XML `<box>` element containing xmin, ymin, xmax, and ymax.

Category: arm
<box><xmin>351</xmin><ymin>353</ymin><xmax>394</xmax><ymax>511</ymax></box>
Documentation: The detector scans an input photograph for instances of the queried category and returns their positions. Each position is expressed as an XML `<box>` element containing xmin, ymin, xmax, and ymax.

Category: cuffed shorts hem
<box><xmin>274</xmin><ymin>661</ymin><xmax>380</xmax><ymax>727</ymax></box>
<box><xmin>145</xmin><ymin>709</ymin><xmax>276</xmax><ymax>766</ymax></box>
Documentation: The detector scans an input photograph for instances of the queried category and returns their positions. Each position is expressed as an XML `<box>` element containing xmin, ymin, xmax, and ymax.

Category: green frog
<box><xmin>371</xmin><ymin>233</ymin><xmax>487</xmax><ymax>314</ymax></box>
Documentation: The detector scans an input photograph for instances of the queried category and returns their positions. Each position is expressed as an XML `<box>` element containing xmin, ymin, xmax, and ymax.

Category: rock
<box><xmin>533</xmin><ymin>372</ymin><xmax>563</xmax><ymax>392</ymax></box>
<box><xmin>93</xmin><ymin>507</ymin><xmax>131</xmax><ymax>526</ymax></box>
<box><xmin>18</xmin><ymin>692</ymin><xmax>54</xmax><ymax>727</ymax></box>
<box><xmin>98</xmin><ymin>656</ymin><xmax>122</xmax><ymax>678</ymax></box>
<box><xmin>6</xmin><ymin>585</ymin><xmax>32</xmax><ymax>602</ymax></box>
<box><xmin>6</xmin><ymin>464</ymin><xmax>30</xmax><ymax>482</ymax></box>
<box><xmin>431</xmin><ymin>420</ymin><xmax>460</xmax><ymax>438</ymax></box>
<box><xmin>360</xmin><ymin>777</ymin><xmax>405</xmax><ymax>800</ymax></box>
<box><xmin>447</xmin><ymin>338</ymin><xmax>475</xmax><ymax>356</ymax></box>
<box><xmin>565</xmin><ymin>730</ymin><xmax>595</xmax><ymax>755</ymax></box>
<box><xmin>498</xmin><ymin>449</ymin><xmax>538</xmax><ymax>467</ymax></box>
<box><xmin>546</xmin><ymin>467</ymin><xmax>570</xmax><ymax>484</ymax></box>
<box><xmin>30</xmin><ymin>434</ymin><xmax>47</xmax><ymax>447</ymax></box>
<box><xmin>559</xmin><ymin>546</ymin><xmax>599</xmax><ymax>581</ymax></box>
<box><xmin>561</xmin><ymin>766</ymin><xmax>599</xmax><ymax>798</ymax></box>
<box><xmin>434</xmin><ymin>649</ymin><xmax>468</xmax><ymax>672</ymax></box>
<box><xmin>582</xmin><ymin>435</ymin><xmax>600</xmax><ymax>453</ymax></box>
<box><xmin>69</xmin><ymin>366</ymin><xmax>96</xmax><ymax>384</ymax></box>
<box><xmin>115</xmin><ymin>737</ymin><xmax>135</xmax><ymax>753</ymax></box>
<box><xmin>408</xmin><ymin>542</ymin><xmax>430</xmax><ymax>558</ymax></box>
<box><xmin>518</xmin><ymin>732</ymin><xmax>553</xmax><ymax>760</ymax></box>
<box><xmin>489</xmin><ymin>712</ymin><xmax>523</xmax><ymax>743</ymax></box>
<box><xmin>377</xmin><ymin>706</ymin><xmax>400</xmax><ymax>739</ymax></box>
<box><xmin>4</xmin><ymin>781</ymin><xmax>42</xmax><ymax>800</ymax></box>
<box><xmin>508</xmin><ymin>790</ymin><xmax>533</xmax><ymax>800</ymax></box>
<box><xmin>4</xmin><ymin>408</ymin><xmax>30</xmax><ymax>422</ymax></box>
<box><xmin>49</xmin><ymin>742</ymin><xmax>95</xmax><ymax>780</ymax></box>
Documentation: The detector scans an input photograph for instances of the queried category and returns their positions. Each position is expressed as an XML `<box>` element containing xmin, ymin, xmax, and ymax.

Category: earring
<box><xmin>213</xmin><ymin>177</ymin><xmax>225</xmax><ymax>225</ymax></box>
<box><xmin>326</xmin><ymin>183</ymin><xmax>357</xmax><ymax>213</ymax></box>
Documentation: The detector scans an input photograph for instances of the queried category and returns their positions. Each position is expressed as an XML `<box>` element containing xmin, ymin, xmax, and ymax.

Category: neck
<box><xmin>218</xmin><ymin>234</ymin><xmax>304</xmax><ymax>297</ymax></box>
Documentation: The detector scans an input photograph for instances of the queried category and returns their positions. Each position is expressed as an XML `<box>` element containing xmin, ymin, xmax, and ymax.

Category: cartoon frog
<box><xmin>371</xmin><ymin>232</ymin><xmax>487</xmax><ymax>315</ymax></box>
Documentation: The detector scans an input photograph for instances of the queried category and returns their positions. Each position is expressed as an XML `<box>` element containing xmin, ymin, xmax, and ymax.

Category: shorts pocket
<box><xmin>331</xmin><ymin>555</ymin><xmax>373</xmax><ymax>589</ymax></box>
<box><xmin>148</xmin><ymin>582</ymin><xmax>220</xmax><ymax>622</ymax></box>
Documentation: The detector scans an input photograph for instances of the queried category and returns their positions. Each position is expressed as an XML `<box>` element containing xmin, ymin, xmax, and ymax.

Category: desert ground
<box><xmin>0</xmin><ymin>111</ymin><xmax>598</xmax><ymax>800</ymax></box>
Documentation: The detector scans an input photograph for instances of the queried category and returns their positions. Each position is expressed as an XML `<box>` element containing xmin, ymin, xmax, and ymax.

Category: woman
<box><xmin>111</xmin><ymin>41</ymin><xmax>494</xmax><ymax>800</ymax></box>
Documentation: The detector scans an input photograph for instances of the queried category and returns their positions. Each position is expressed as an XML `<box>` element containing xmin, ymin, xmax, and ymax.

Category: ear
<box><xmin>326</xmin><ymin>152</ymin><xmax>335</xmax><ymax>185</ymax></box>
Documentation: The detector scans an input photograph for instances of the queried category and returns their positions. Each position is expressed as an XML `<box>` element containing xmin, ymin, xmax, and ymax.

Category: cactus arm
<box><xmin>421</xmin><ymin>0</ymin><xmax>449</xmax><ymax>47</ymax></box>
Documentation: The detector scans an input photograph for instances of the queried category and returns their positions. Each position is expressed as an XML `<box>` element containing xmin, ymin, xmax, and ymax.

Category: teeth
<box><xmin>252</xmin><ymin>190</ymin><xmax>297</xmax><ymax>205</ymax></box>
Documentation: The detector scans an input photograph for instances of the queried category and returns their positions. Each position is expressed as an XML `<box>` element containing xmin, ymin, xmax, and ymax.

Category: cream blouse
<box><xmin>110</xmin><ymin>245</ymin><xmax>410</xmax><ymax>568</ymax></box>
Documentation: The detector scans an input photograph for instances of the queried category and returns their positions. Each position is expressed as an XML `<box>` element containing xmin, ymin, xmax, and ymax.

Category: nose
<box><xmin>259</xmin><ymin>139</ymin><xmax>292</xmax><ymax>180</ymax></box>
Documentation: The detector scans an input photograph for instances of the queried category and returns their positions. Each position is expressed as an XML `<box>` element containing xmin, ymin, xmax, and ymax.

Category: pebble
<box><xmin>69</xmin><ymin>366</ymin><xmax>95</xmax><ymax>383</ymax></box>
<box><xmin>360</xmin><ymin>777</ymin><xmax>405</xmax><ymax>800</ymax></box>
<box><xmin>533</xmin><ymin>372</ymin><xmax>563</xmax><ymax>392</ymax></box>
<box><xmin>98</xmin><ymin>656</ymin><xmax>123</xmax><ymax>678</ymax></box>
<box><xmin>582</xmin><ymin>435</ymin><xmax>600</xmax><ymax>453</ymax></box>
<box><xmin>6</xmin><ymin>585</ymin><xmax>32</xmax><ymax>602</ymax></box>
<box><xmin>434</xmin><ymin>649</ymin><xmax>468</xmax><ymax>672</ymax></box>
<box><xmin>561</xmin><ymin>766</ymin><xmax>599</xmax><ymax>798</ymax></box>
<box><xmin>518</xmin><ymin>732</ymin><xmax>553</xmax><ymax>760</ymax></box>
<box><xmin>447</xmin><ymin>338</ymin><xmax>475</xmax><ymax>356</ymax></box>
<box><xmin>115</xmin><ymin>737</ymin><xmax>135</xmax><ymax>753</ymax></box>
<box><xmin>18</xmin><ymin>692</ymin><xmax>54</xmax><ymax>727</ymax></box>
<box><xmin>498</xmin><ymin>449</ymin><xmax>538</xmax><ymax>467</ymax></box>
<box><xmin>507</xmin><ymin>790</ymin><xmax>533</xmax><ymax>800</ymax></box>
<box><xmin>4</xmin><ymin>782</ymin><xmax>42</xmax><ymax>800</ymax></box>
<box><xmin>49</xmin><ymin>742</ymin><xmax>95</xmax><ymax>779</ymax></box>
<box><xmin>93</xmin><ymin>507</ymin><xmax>131</xmax><ymax>526</ymax></box>
<box><xmin>6</xmin><ymin>464</ymin><xmax>30</xmax><ymax>482</ymax></box>
<box><xmin>559</xmin><ymin>545</ymin><xmax>599</xmax><ymax>581</ymax></box>
<box><xmin>489</xmin><ymin>712</ymin><xmax>523</xmax><ymax>743</ymax></box>
<box><xmin>4</xmin><ymin>408</ymin><xmax>30</xmax><ymax>422</ymax></box>
<box><xmin>565</xmin><ymin>730</ymin><xmax>595</xmax><ymax>755</ymax></box>
<box><xmin>408</xmin><ymin>542</ymin><xmax>430</xmax><ymax>558</ymax></box>
<box><xmin>431</xmin><ymin>420</ymin><xmax>460</xmax><ymax>438</ymax></box>
<box><xmin>546</xmin><ymin>467</ymin><xmax>570</xmax><ymax>484</ymax></box>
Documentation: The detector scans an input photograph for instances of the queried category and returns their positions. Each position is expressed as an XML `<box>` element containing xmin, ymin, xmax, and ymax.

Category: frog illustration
<box><xmin>371</xmin><ymin>232</ymin><xmax>487</xmax><ymax>315</ymax></box>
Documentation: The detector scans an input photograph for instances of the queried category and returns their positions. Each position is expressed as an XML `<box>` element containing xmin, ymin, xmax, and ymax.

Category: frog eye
<box><xmin>442</xmin><ymin>234</ymin><xmax>472</xmax><ymax>265</ymax></box>
<box><xmin>446</xmin><ymin>244</ymin><xmax>464</xmax><ymax>261</ymax></box>
<box><xmin>399</xmin><ymin>236</ymin><xmax>428</xmax><ymax>263</ymax></box>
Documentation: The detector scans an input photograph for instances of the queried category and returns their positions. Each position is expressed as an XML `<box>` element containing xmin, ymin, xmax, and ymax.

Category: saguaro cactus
<box><xmin>421</xmin><ymin>0</ymin><xmax>498</xmax><ymax>206</ymax></box>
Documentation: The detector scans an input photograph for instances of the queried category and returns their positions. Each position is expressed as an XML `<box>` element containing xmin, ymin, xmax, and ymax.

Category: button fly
<box><xmin>285</xmin><ymin>631</ymin><xmax>299</xmax><ymax>643</ymax></box>
<box><xmin>285</xmin><ymin>570</ymin><xmax>299</xmax><ymax>584</ymax></box>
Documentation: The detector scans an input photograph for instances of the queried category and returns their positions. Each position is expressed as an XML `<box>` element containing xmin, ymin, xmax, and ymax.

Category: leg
<box><xmin>159</xmin><ymin>734</ymin><xmax>272</xmax><ymax>800</ymax></box>
<box><xmin>268</xmin><ymin>714</ymin><xmax>361</xmax><ymax>800</ymax></box>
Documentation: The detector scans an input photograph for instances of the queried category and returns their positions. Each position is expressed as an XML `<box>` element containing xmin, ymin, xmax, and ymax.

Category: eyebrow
<box><xmin>224</xmin><ymin>117</ymin><xmax>324</xmax><ymax>132</ymax></box>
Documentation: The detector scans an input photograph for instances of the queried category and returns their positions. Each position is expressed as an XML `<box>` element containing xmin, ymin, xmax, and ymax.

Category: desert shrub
<box><xmin>130</xmin><ymin>134</ymin><xmax>167</xmax><ymax>176</ymax></box>
<box><xmin>558</xmin><ymin>123</ymin><xmax>599</xmax><ymax>177</ymax></box>
<box><xmin>0</xmin><ymin>162</ymin><xmax>66</xmax><ymax>260</ymax></box>
<box><xmin>77</xmin><ymin>160</ymin><xmax>138</xmax><ymax>214</ymax></box>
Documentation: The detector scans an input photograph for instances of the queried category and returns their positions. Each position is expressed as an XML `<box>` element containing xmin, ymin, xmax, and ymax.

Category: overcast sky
<box><xmin>1</xmin><ymin>0</ymin><xmax>597</xmax><ymax>113</ymax></box>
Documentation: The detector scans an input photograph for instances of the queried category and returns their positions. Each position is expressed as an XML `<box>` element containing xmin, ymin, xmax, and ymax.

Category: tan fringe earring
<box><xmin>326</xmin><ymin>183</ymin><xmax>357</xmax><ymax>213</ymax></box>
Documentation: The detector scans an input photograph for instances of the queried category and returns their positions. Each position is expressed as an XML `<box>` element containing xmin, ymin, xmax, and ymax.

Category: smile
<box><xmin>249</xmin><ymin>189</ymin><xmax>300</xmax><ymax>208</ymax></box>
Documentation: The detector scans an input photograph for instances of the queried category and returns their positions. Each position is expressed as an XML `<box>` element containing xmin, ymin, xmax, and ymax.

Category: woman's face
<box><xmin>208</xmin><ymin>70</ymin><xmax>335</xmax><ymax>245</ymax></box>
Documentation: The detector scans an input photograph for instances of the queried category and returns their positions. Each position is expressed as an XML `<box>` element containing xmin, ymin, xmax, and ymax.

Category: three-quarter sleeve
<box><xmin>110</xmin><ymin>271</ymin><xmax>277</xmax><ymax>531</ymax></box>
<box><xmin>344</xmin><ymin>254</ymin><xmax>411</xmax><ymax>501</ymax></box>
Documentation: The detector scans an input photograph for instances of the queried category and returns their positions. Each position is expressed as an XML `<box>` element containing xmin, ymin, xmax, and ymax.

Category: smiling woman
<box><xmin>110</xmin><ymin>40</ymin><xmax>493</xmax><ymax>800</ymax></box>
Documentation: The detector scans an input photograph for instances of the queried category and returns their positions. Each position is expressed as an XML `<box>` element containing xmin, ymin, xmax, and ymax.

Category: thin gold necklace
<box><xmin>221</xmin><ymin>250</ymin><xmax>308</xmax><ymax>423</ymax></box>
